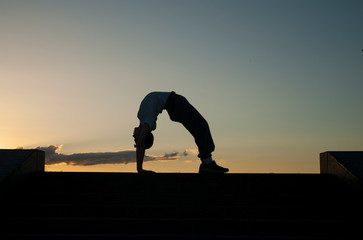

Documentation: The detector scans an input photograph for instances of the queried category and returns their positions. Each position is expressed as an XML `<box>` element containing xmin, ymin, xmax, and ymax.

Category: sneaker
<box><xmin>199</xmin><ymin>161</ymin><xmax>229</xmax><ymax>174</ymax></box>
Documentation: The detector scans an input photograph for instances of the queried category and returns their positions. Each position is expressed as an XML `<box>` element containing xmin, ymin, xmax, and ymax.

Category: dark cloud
<box><xmin>181</xmin><ymin>150</ymin><xmax>188</xmax><ymax>157</ymax></box>
<box><xmin>34</xmin><ymin>145</ymin><xmax>181</xmax><ymax>166</ymax></box>
<box><xmin>161</xmin><ymin>152</ymin><xmax>179</xmax><ymax>159</ymax></box>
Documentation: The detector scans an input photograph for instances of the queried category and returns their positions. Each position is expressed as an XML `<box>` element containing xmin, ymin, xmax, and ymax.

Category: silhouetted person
<box><xmin>133</xmin><ymin>91</ymin><xmax>229</xmax><ymax>174</ymax></box>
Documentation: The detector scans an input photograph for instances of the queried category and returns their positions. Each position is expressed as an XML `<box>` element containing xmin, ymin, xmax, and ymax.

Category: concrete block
<box><xmin>0</xmin><ymin>149</ymin><xmax>44</xmax><ymax>188</ymax></box>
<box><xmin>320</xmin><ymin>151</ymin><xmax>363</xmax><ymax>188</ymax></box>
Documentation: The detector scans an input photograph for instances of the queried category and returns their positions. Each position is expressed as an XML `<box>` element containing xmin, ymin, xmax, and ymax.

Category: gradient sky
<box><xmin>1</xmin><ymin>0</ymin><xmax>362</xmax><ymax>173</ymax></box>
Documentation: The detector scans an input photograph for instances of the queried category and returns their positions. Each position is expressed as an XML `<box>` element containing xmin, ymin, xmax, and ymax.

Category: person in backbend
<box><xmin>133</xmin><ymin>91</ymin><xmax>229</xmax><ymax>174</ymax></box>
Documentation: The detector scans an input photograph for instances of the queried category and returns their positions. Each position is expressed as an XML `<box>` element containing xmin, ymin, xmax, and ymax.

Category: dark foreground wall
<box><xmin>0</xmin><ymin>149</ymin><xmax>44</xmax><ymax>187</ymax></box>
<box><xmin>2</xmin><ymin>172</ymin><xmax>362</xmax><ymax>239</ymax></box>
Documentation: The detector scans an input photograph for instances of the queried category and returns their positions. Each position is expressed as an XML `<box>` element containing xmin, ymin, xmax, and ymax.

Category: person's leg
<box><xmin>165</xmin><ymin>93</ymin><xmax>215</xmax><ymax>160</ymax></box>
<box><xmin>165</xmin><ymin>92</ymin><xmax>229</xmax><ymax>173</ymax></box>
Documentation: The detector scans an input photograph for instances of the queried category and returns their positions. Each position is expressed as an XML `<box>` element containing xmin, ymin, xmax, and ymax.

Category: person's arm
<box><xmin>136</xmin><ymin>123</ymin><xmax>151</xmax><ymax>173</ymax></box>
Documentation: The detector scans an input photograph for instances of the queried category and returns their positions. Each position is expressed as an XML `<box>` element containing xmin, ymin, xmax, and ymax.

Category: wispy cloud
<box><xmin>22</xmin><ymin>145</ymin><xmax>197</xmax><ymax>166</ymax></box>
<box><xmin>183</xmin><ymin>148</ymin><xmax>199</xmax><ymax>156</ymax></box>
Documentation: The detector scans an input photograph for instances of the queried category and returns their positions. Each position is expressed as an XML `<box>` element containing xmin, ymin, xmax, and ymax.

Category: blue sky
<box><xmin>1</xmin><ymin>0</ymin><xmax>362</xmax><ymax>172</ymax></box>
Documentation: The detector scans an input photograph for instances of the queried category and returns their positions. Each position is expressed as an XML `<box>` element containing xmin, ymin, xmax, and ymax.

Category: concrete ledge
<box><xmin>0</xmin><ymin>149</ymin><xmax>44</xmax><ymax>188</ymax></box>
<box><xmin>320</xmin><ymin>151</ymin><xmax>363</xmax><ymax>188</ymax></box>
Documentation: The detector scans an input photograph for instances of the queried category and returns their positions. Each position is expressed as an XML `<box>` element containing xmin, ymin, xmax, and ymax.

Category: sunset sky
<box><xmin>1</xmin><ymin>0</ymin><xmax>362</xmax><ymax>173</ymax></box>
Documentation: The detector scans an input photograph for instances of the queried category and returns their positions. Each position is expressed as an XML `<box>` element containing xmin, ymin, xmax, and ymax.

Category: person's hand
<box><xmin>138</xmin><ymin>169</ymin><xmax>156</xmax><ymax>174</ymax></box>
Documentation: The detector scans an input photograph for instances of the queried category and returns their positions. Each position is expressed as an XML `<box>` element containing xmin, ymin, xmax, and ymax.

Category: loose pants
<box><xmin>164</xmin><ymin>91</ymin><xmax>215</xmax><ymax>160</ymax></box>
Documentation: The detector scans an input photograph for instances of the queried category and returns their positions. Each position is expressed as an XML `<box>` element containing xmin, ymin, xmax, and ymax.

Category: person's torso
<box><xmin>137</xmin><ymin>92</ymin><xmax>171</xmax><ymax>130</ymax></box>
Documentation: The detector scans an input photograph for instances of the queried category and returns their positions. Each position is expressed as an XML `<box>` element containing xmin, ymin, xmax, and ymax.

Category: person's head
<box><xmin>133</xmin><ymin>126</ymin><xmax>154</xmax><ymax>149</ymax></box>
<box><xmin>143</xmin><ymin>131</ymin><xmax>154</xmax><ymax>149</ymax></box>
